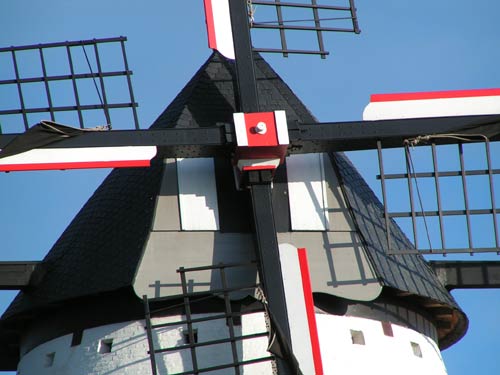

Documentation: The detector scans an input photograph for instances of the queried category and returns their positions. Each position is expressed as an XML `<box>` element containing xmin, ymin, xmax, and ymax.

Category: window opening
<box><xmin>183</xmin><ymin>328</ymin><xmax>198</xmax><ymax>344</ymax></box>
<box><xmin>411</xmin><ymin>341</ymin><xmax>423</xmax><ymax>358</ymax></box>
<box><xmin>98</xmin><ymin>338</ymin><xmax>114</xmax><ymax>354</ymax></box>
<box><xmin>350</xmin><ymin>329</ymin><xmax>365</xmax><ymax>345</ymax></box>
<box><xmin>71</xmin><ymin>330</ymin><xmax>83</xmax><ymax>347</ymax></box>
<box><xmin>382</xmin><ymin>321</ymin><xmax>394</xmax><ymax>337</ymax></box>
<box><xmin>44</xmin><ymin>352</ymin><xmax>55</xmax><ymax>367</ymax></box>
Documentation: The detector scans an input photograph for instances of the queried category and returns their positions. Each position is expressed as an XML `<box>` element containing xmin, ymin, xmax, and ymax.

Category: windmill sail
<box><xmin>203</xmin><ymin>0</ymin><xmax>235</xmax><ymax>59</ymax></box>
<box><xmin>0</xmin><ymin>121</ymin><xmax>156</xmax><ymax>171</ymax></box>
<box><xmin>364</xmin><ymin>88</ymin><xmax>500</xmax><ymax>120</ymax></box>
<box><xmin>363</xmin><ymin>89</ymin><xmax>500</xmax><ymax>255</ymax></box>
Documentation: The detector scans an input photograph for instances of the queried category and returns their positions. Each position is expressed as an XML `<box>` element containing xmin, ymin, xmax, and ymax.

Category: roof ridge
<box><xmin>151</xmin><ymin>52</ymin><xmax>237</xmax><ymax>129</ymax></box>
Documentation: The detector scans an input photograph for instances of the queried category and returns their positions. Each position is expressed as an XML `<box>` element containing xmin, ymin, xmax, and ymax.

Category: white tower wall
<box><xmin>17</xmin><ymin>313</ymin><xmax>446</xmax><ymax>375</ymax></box>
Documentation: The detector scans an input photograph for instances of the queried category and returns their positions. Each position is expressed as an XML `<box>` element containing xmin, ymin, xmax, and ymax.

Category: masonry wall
<box><xmin>17</xmin><ymin>312</ymin><xmax>446</xmax><ymax>375</ymax></box>
<box><xmin>16</xmin><ymin>312</ymin><xmax>272</xmax><ymax>375</ymax></box>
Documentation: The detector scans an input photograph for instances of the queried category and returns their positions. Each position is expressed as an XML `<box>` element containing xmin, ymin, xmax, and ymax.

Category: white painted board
<box><xmin>279</xmin><ymin>243</ymin><xmax>316</xmax><ymax>375</ymax></box>
<box><xmin>177</xmin><ymin>158</ymin><xmax>219</xmax><ymax>230</ymax></box>
<box><xmin>286</xmin><ymin>153</ymin><xmax>329</xmax><ymax>230</ymax></box>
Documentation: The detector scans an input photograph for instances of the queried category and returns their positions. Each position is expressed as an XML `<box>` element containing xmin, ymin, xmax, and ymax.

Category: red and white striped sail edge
<box><xmin>203</xmin><ymin>0</ymin><xmax>235</xmax><ymax>60</ymax></box>
<box><xmin>363</xmin><ymin>88</ymin><xmax>500</xmax><ymax>120</ymax></box>
<box><xmin>278</xmin><ymin>244</ymin><xmax>323</xmax><ymax>375</ymax></box>
<box><xmin>0</xmin><ymin>146</ymin><xmax>157</xmax><ymax>172</ymax></box>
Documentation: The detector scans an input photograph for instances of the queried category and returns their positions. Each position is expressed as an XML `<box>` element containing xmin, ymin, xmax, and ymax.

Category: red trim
<box><xmin>297</xmin><ymin>248</ymin><xmax>323</xmax><ymax>375</ymax></box>
<box><xmin>203</xmin><ymin>0</ymin><xmax>217</xmax><ymax>49</ymax></box>
<box><xmin>244</xmin><ymin>112</ymin><xmax>278</xmax><ymax>147</ymax></box>
<box><xmin>370</xmin><ymin>88</ymin><xmax>500</xmax><ymax>102</ymax></box>
<box><xmin>241</xmin><ymin>165</ymin><xmax>277</xmax><ymax>171</ymax></box>
<box><xmin>0</xmin><ymin>159</ymin><xmax>151</xmax><ymax>172</ymax></box>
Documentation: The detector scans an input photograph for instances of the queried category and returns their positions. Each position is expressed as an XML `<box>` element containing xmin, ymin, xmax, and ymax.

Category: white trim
<box><xmin>278</xmin><ymin>244</ymin><xmax>315</xmax><ymax>375</ymax></box>
<box><xmin>177</xmin><ymin>158</ymin><xmax>219</xmax><ymax>231</ymax></box>
<box><xmin>211</xmin><ymin>0</ymin><xmax>235</xmax><ymax>59</ymax></box>
<box><xmin>233</xmin><ymin>112</ymin><xmax>249</xmax><ymax>147</ymax></box>
<box><xmin>0</xmin><ymin>146</ymin><xmax>156</xmax><ymax>165</ymax></box>
<box><xmin>0</xmin><ymin>146</ymin><xmax>157</xmax><ymax>171</ymax></box>
<box><xmin>286</xmin><ymin>153</ymin><xmax>329</xmax><ymax>231</ymax></box>
<box><xmin>274</xmin><ymin>110</ymin><xmax>289</xmax><ymax>145</ymax></box>
<box><xmin>363</xmin><ymin>95</ymin><xmax>500</xmax><ymax>120</ymax></box>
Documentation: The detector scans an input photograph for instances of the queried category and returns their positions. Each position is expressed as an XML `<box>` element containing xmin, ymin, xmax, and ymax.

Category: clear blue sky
<box><xmin>1</xmin><ymin>1</ymin><xmax>499</xmax><ymax>374</ymax></box>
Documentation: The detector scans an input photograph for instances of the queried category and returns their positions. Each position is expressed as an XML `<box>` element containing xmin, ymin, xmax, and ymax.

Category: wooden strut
<box><xmin>228</xmin><ymin>0</ymin><xmax>294</xmax><ymax>373</ymax></box>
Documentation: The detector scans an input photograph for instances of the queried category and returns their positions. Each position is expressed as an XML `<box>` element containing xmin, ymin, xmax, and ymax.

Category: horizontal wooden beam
<box><xmin>1</xmin><ymin>114</ymin><xmax>499</xmax><ymax>159</ymax></box>
<box><xmin>429</xmin><ymin>261</ymin><xmax>500</xmax><ymax>290</ymax></box>
<box><xmin>294</xmin><ymin>114</ymin><xmax>500</xmax><ymax>153</ymax></box>
<box><xmin>0</xmin><ymin>262</ymin><xmax>41</xmax><ymax>290</ymax></box>
<box><xmin>0</xmin><ymin>126</ymin><xmax>232</xmax><ymax>159</ymax></box>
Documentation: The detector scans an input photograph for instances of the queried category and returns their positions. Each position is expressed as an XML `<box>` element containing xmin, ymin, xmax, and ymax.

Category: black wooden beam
<box><xmin>429</xmin><ymin>261</ymin><xmax>500</xmax><ymax>290</ymax></box>
<box><xmin>249</xmin><ymin>177</ymin><xmax>290</xmax><ymax>334</ymax></box>
<box><xmin>0</xmin><ymin>127</ymin><xmax>231</xmax><ymax>159</ymax></box>
<box><xmin>1</xmin><ymin>115</ymin><xmax>498</xmax><ymax>159</ymax></box>
<box><xmin>0</xmin><ymin>261</ymin><xmax>40</xmax><ymax>290</ymax></box>
<box><xmin>291</xmin><ymin>114</ymin><xmax>500</xmax><ymax>153</ymax></box>
<box><xmin>229</xmin><ymin>0</ymin><xmax>259</xmax><ymax>113</ymax></box>
<box><xmin>228</xmin><ymin>1</ymin><xmax>292</xmax><ymax>373</ymax></box>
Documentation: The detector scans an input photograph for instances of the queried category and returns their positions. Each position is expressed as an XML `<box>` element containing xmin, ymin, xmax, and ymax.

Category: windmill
<box><xmin>0</xmin><ymin>0</ymin><xmax>498</xmax><ymax>375</ymax></box>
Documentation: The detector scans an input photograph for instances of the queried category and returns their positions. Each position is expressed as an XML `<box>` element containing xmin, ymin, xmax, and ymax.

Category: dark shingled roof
<box><xmin>2</xmin><ymin>52</ymin><xmax>466</xmax><ymax>346</ymax></box>
<box><xmin>3</xmin><ymin>164</ymin><xmax>164</xmax><ymax>318</ymax></box>
<box><xmin>334</xmin><ymin>153</ymin><xmax>455</xmax><ymax>304</ymax></box>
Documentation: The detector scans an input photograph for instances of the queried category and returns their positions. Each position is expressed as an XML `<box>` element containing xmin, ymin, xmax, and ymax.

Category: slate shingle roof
<box><xmin>3</xmin><ymin>164</ymin><xmax>164</xmax><ymax>318</ymax></box>
<box><xmin>334</xmin><ymin>153</ymin><xmax>456</xmax><ymax>305</ymax></box>
<box><xmin>2</xmin><ymin>52</ymin><xmax>465</xmax><ymax>346</ymax></box>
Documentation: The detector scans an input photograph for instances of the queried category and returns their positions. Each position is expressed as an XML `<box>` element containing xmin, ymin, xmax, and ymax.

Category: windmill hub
<box><xmin>232</xmin><ymin>110</ymin><xmax>289</xmax><ymax>187</ymax></box>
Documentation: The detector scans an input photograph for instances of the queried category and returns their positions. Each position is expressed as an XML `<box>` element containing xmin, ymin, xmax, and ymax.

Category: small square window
<box><xmin>411</xmin><ymin>342</ymin><xmax>423</xmax><ymax>358</ymax></box>
<box><xmin>98</xmin><ymin>339</ymin><xmax>113</xmax><ymax>354</ymax></box>
<box><xmin>382</xmin><ymin>321</ymin><xmax>394</xmax><ymax>337</ymax></box>
<box><xmin>182</xmin><ymin>329</ymin><xmax>198</xmax><ymax>345</ymax></box>
<box><xmin>44</xmin><ymin>352</ymin><xmax>55</xmax><ymax>367</ymax></box>
<box><xmin>227</xmin><ymin>314</ymin><xmax>242</xmax><ymax>327</ymax></box>
<box><xmin>350</xmin><ymin>330</ymin><xmax>365</xmax><ymax>345</ymax></box>
<box><xmin>71</xmin><ymin>330</ymin><xmax>83</xmax><ymax>347</ymax></box>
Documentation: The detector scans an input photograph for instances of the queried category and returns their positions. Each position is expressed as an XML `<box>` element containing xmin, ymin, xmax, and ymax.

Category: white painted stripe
<box><xmin>0</xmin><ymin>146</ymin><xmax>156</xmax><ymax>165</ymax></box>
<box><xmin>363</xmin><ymin>95</ymin><xmax>500</xmax><ymax>120</ymax></box>
<box><xmin>274</xmin><ymin>110</ymin><xmax>289</xmax><ymax>145</ymax></box>
<box><xmin>177</xmin><ymin>158</ymin><xmax>219</xmax><ymax>231</ymax></box>
<box><xmin>278</xmin><ymin>243</ymin><xmax>315</xmax><ymax>375</ymax></box>
<box><xmin>286</xmin><ymin>153</ymin><xmax>329</xmax><ymax>231</ymax></box>
<box><xmin>211</xmin><ymin>0</ymin><xmax>235</xmax><ymax>59</ymax></box>
<box><xmin>233</xmin><ymin>112</ymin><xmax>249</xmax><ymax>146</ymax></box>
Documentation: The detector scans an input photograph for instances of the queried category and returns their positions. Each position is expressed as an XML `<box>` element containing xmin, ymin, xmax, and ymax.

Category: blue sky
<box><xmin>1</xmin><ymin>1</ymin><xmax>499</xmax><ymax>374</ymax></box>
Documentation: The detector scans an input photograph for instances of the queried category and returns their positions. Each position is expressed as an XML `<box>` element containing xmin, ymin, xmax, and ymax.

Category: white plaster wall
<box><xmin>317</xmin><ymin>315</ymin><xmax>448</xmax><ymax>375</ymax></box>
<box><xmin>17</xmin><ymin>314</ymin><xmax>272</xmax><ymax>375</ymax></box>
<box><xmin>17</xmin><ymin>313</ymin><xmax>446</xmax><ymax>375</ymax></box>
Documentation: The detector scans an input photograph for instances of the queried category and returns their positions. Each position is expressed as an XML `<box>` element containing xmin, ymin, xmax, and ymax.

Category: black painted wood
<box><xmin>0</xmin><ymin>262</ymin><xmax>40</xmax><ymax>290</ymax></box>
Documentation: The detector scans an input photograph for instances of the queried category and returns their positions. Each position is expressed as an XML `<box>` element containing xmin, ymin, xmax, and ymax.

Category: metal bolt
<box><xmin>255</xmin><ymin>122</ymin><xmax>267</xmax><ymax>134</ymax></box>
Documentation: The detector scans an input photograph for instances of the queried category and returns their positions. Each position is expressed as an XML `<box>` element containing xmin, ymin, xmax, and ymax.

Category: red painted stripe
<box><xmin>242</xmin><ymin>165</ymin><xmax>277</xmax><ymax>171</ymax></box>
<box><xmin>0</xmin><ymin>159</ymin><xmax>151</xmax><ymax>172</ymax></box>
<box><xmin>371</xmin><ymin>88</ymin><xmax>500</xmax><ymax>102</ymax></box>
<box><xmin>297</xmin><ymin>248</ymin><xmax>323</xmax><ymax>375</ymax></box>
<box><xmin>203</xmin><ymin>0</ymin><xmax>217</xmax><ymax>50</ymax></box>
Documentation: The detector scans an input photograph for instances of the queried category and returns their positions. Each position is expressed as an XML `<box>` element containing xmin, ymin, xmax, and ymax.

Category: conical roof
<box><xmin>1</xmin><ymin>52</ymin><xmax>466</xmax><ymax>349</ymax></box>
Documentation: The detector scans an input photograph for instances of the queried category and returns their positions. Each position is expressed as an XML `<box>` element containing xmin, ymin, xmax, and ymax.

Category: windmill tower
<box><xmin>0</xmin><ymin>1</ymin><xmax>499</xmax><ymax>375</ymax></box>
